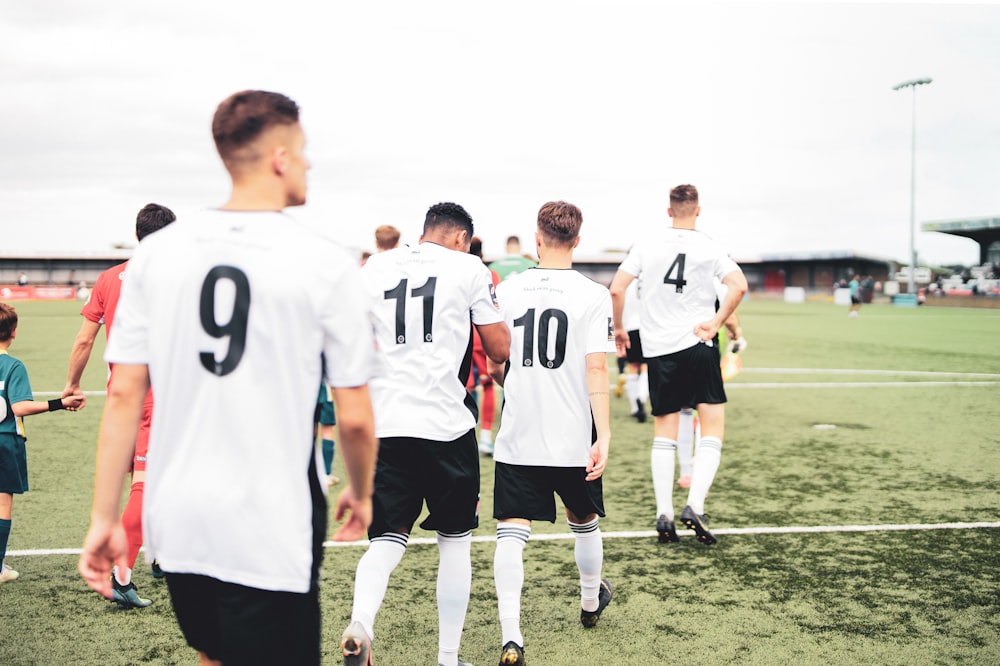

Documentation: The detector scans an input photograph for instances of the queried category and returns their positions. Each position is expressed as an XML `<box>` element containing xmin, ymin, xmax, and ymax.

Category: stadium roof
<box><xmin>922</xmin><ymin>216</ymin><xmax>1000</xmax><ymax>236</ymax></box>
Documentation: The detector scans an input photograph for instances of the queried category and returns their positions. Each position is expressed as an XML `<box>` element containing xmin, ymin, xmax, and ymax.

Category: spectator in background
<box><xmin>488</xmin><ymin>235</ymin><xmax>537</xmax><ymax>281</ymax></box>
<box><xmin>848</xmin><ymin>275</ymin><xmax>861</xmax><ymax>317</ymax></box>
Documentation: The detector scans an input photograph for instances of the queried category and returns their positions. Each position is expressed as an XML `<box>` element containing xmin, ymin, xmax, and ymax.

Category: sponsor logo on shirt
<box><xmin>489</xmin><ymin>282</ymin><xmax>499</xmax><ymax>308</ymax></box>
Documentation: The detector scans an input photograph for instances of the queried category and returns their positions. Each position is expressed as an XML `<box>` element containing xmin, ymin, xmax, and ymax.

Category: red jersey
<box><xmin>81</xmin><ymin>261</ymin><xmax>128</xmax><ymax>339</ymax></box>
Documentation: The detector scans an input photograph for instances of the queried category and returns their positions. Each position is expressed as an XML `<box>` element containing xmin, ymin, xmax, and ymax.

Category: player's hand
<box><xmin>585</xmin><ymin>437</ymin><xmax>610</xmax><ymax>481</ymax></box>
<box><xmin>78</xmin><ymin>518</ymin><xmax>129</xmax><ymax>599</ymax></box>
<box><xmin>62</xmin><ymin>392</ymin><xmax>86</xmax><ymax>411</ymax></box>
<box><xmin>694</xmin><ymin>321</ymin><xmax>720</xmax><ymax>342</ymax></box>
<box><xmin>61</xmin><ymin>385</ymin><xmax>86</xmax><ymax>411</ymax></box>
<box><xmin>614</xmin><ymin>328</ymin><xmax>630</xmax><ymax>358</ymax></box>
<box><xmin>332</xmin><ymin>485</ymin><xmax>372</xmax><ymax>542</ymax></box>
<box><xmin>727</xmin><ymin>337</ymin><xmax>748</xmax><ymax>354</ymax></box>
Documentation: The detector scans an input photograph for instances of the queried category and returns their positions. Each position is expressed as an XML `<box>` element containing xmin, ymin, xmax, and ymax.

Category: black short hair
<box><xmin>424</xmin><ymin>202</ymin><xmax>473</xmax><ymax>237</ymax></box>
<box><xmin>136</xmin><ymin>203</ymin><xmax>177</xmax><ymax>241</ymax></box>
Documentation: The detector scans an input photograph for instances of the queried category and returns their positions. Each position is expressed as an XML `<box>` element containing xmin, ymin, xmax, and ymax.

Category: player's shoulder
<box><xmin>0</xmin><ymin>353</ymin><xmax>27</xmax><ymax>375</ymax></box>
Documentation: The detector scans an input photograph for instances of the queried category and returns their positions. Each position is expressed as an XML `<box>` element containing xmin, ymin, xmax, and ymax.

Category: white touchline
<box><xmin>10</xmin><ymin>522</ymin><xmax>998</xmax><ymax>556</ymax></box>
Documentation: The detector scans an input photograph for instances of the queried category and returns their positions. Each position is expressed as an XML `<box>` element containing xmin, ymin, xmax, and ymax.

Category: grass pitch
<box><xmin>1</xmin><ymin>299</ymin><xmax>997</xmax><ymax>665</ymax></box>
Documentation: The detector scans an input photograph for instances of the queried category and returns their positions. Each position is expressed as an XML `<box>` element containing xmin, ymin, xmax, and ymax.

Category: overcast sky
<box><xmin>3</xmin><ymin>1</ymin><xmax>998</xmax><ymax>267</ymax></box>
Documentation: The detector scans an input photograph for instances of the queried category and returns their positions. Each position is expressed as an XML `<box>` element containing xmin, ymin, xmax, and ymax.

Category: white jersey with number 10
<box><xmin>492</xmin><ymin>268</ymin><xmax>615</xmax><ymax>468</ymax></box>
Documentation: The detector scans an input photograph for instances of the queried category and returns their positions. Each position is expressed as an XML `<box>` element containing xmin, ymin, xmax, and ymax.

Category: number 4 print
<box><xmin>663</xmin><ymin>253</ymin><xmax>687</xmax><ymax>293</ymax></box>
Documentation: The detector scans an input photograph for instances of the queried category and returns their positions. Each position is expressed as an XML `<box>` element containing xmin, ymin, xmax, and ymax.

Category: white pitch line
<box><xmin>743</xmin><ymin>368</ymin><xmax>1000</xmax><ymax>378</ymax></box>
<box><xmin>728</xmin><ymin>381</ymin><xmax>999</xmax><ymax>389</ymax></box>
<box><xmin>9</xmin><ymin>521</ymin><xmax>997</xmax><ymax>557</ymax></box>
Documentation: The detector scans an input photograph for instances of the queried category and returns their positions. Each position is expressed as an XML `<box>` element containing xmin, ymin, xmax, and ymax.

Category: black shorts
<box><xmin>0</xmin><ymin>433</ymin><xmax>29</xmax><ymax>494</ymax></box>
<box><xmin>369</xmin><ymin>430</ymin><xmax>480</xmax><ymax>537</ymax></box>
<box><xmin>647</xmin><ymin>343</ymin><xmax>727</xmax><ymax>416</ymax></box>
<box><xmin>165</xmin><ymin>574</ymin><xmax>320</xmax><ymax>665</ymax></box>
<box><xmin>850</xmin><ymin>295</ymin><xmax>861</xmax><ymax>305</ymax></box>
<box><xmin>493</xmin><ymin>462</ymin><xmax>605</xmax><ymax>523</ymax></box>
<box><xmin>625</xmin><ymin>329</ymin><xmax>645</xmax><ymax>365</ymax></box>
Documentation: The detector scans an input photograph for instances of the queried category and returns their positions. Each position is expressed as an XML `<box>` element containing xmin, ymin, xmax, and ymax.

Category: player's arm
<box><xmin>331</xmin><ymin>384</ymin><xmax>378</xmax><ymax>542</ymax></box>
<box><xmin>585</xmin><ymin>351</ymin><xmax>611</xmax><ymax>481</ymax></box>
<box><xmin>11</xmin><ymin>393</ymin><xmax>85</xmax><ymax>417</ymax></box>
<box><xmin>723</xmin><ymin>310</ymin><xmax>747</xmax><ymax>353</ymax></box>
<box><xmin>696</xmin><ymin>269</ymin><xmax>748</xmax><ymax>342</ymax></box>
<box><xmin>609</xmin><ymin>270</ymin><xmax>635</xmax><ymax>357</ymax></box>
<box><xmin>476</xmin><ymin>321</ymin><xmax>511</xmax><ymax>365</ymax></box>
<box><xmin>79</xmin><ymin>362</ymin><xmax>148</xmax><ymax>598</ymax></box>
<box><xmin>63</xmin><ymin>319</ymin><xmax>102</xmax><ymax>410</ymax></box>
<box><xmin>487</xmin><ymin>357</ymin><xmax>506</xmax><ymax>387</ymax></box>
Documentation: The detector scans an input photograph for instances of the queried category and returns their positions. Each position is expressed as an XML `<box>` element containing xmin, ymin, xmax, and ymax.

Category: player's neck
<box><xmin>537</xmin><ymin>247</ymin><xmax>573</xmax><ymax>269</ymax></box>
<box><xmin>671</xmin><ymin>216</ymin><xmax>698</xmax><ymax>230</ymax></box>
<box><xmin>221</xmin><ymin>180</ymin><xmax>288</xmax><ymax>212</ymax></box>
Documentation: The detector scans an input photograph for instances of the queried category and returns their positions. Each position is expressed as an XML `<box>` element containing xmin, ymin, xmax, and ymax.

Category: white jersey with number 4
<box><xmin>362</xmin><ymin>241</ymin><xmax>503</xmax><ymax>441</ymax></box>
<box><xmin>493</xmin><ymin>268</ymin><xmax>615</xmax><ymax>467</ymax></box>
<box><xmin>619</xmin><ymin>227</ymin><xmax>741</xmax><ymax>358</ymax></box>
<box><xmin>106</xmin><ymin>209</ymin><xmax>375</xmax><ymax>594</ymax></box>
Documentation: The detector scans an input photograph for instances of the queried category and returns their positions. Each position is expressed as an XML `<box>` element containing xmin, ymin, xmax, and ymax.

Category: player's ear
<box><xmin>271</xmin><ymin>145</ymin><xmax>289</xmax><ymax>176</ymax></box>
<box><xmin>572</xmin><ymin>236</ymin><xmax>581</xmax><ymax>249</ymax></box>
<box><xmin>694</xmin><ymin>205</ymin><xmax>701</xmax><ymax>217</ymax></box>
<box><xmin>667</xmin><ymin>207</ymin><xmax>675</xmax><ymax>218</ymax></box>
<box><xmin>456</xmin><ymin>229</ymin><xmax>469</xmax><ymax>251</ymax></box>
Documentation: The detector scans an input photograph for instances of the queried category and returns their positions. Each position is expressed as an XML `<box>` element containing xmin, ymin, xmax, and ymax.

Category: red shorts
<box><xmin>106</xmin><ymin>373</ymin><xmax>154</xmax><ymax>472</ymax></box>
<box><xmin>134</xmin><ymin>389</ymin><xmax>154</xmax><ymax>471</ymax></box>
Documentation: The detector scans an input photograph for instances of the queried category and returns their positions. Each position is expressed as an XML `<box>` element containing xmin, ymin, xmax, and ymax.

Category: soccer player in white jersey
<box><xmin>487</xmin><ymin>201</ymin><xmax>615</xmax><ymax>666</ymax></box>
<box><xmin>610</xmin><ymin>184</ymin><xmax>747</xmax><ymax>546</ymax></box>
<box><xmin>78</xmin><ymin>90</ymin><xmax>379</xmax><ymax>666</ymax></box>
<box><xmin>340</xmin><ymin>202</ymin><xmax>510</xmax><ymax>666</ymax></box>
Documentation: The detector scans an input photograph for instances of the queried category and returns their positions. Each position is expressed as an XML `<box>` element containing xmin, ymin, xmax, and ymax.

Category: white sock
<box><xmin>494</xmin><ymin>523</ymin><xmax>530</xmax><ymax>648</ymax></box>
<box><xmin>569</xmin><ymin>518</ymin><xmax>603</xmax><ymax>613</ymax></box>
<box><xmin>638</xmin><ymin>370</ymin><xmax>649</xmax><ymax>403</ymax></box>
<box><xmin>437</xmin><ymin>531</ymin><xmax>472</xmax><ymax>666</ymax></box>
<box><xmin>480</xmin><ymin>429</ymin><xmax>492</xmax><ymax>445</ymax></box>
<box><xmin>687</xmin><ymin>437</ymin><xmax>722</xmax><ymax>515</ymax></box>
<box><xmin>625</xmin><ymin>374</ymin><xmax>639</xmax><ymax>412</ymax></box>
<box><xmin>677</xmin><ymin>409</ymin><xmax>695</xmax><ymax>478</ymax></box>
<box><xmin>651</xmin><ymin>438</ymin><xmax>676</xmax><ymax>519</ymax></box>
<box><xmin>350</xmin><ymin>533</ymin><xmax>407</xmax><ymax>641</ymax></box>
<box><xmin>112</xmin><ymin>564</ymin><xmax>131</xmax><ymax>586</ymax></box>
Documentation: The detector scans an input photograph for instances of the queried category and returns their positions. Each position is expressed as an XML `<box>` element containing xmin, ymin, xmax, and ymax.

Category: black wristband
<box><xmin>48</xmin><ymin>398</ymin><xmax>65</xmax><ymax>412</ymax></box>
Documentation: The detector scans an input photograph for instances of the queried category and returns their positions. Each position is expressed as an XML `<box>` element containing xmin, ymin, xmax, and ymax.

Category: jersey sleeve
<box><xmin>319</xmin><ymin>255</ymin><xmax>377</xmax><ymax>388</ymax></box>
<box><xmin>586</xmin><ymin>287</ymin><xmax>617</xmax><ymax>355</ymax></box>
<box><xmin>618</xmin><ymin>246</ymin><xmax>642</xmax><ymax>277</ymax></box>
<box><xmin>5</xmin><ymin>360</ymin><xmax>34</xmax><ymax>404</ymax></box>
<box><xmin>713</xmin><ymin>251</ymin><xmax>741</xmax><ymax>282</ymax></box>
<box><xmin>81</xmin><ymin>270</ymin><xmax>110</xmax><ymax>324</ymax></box>
<box><xmin>470</xmin><ymin>262</ymin><xmax>504</xmax><ymax>326</ymax></box>
<box><xmin>104</xmin><ymin>251</ymin><xmax>151</xmax><ymax>365</ymax></box>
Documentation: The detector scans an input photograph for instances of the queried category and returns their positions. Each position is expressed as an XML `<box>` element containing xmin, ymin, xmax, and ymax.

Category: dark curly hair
<box><xmin>424</xmin><ymin>202</ymin><xmax>473</xmax><ymax>237</ymax></box>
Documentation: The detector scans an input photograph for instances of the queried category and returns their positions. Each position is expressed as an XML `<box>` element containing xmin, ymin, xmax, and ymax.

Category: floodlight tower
<box><xmin>893</xmin><ymin>77</ymin><xmax>932</xmax><ymax>294</ymax></box>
